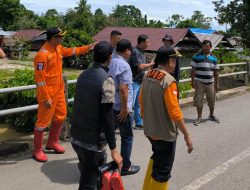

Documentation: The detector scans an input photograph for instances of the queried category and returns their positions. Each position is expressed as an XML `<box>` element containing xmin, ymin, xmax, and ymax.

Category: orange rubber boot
<box><xmin>101</xmin><ymin>171</ymin><xmax>113</xmax><ymax>190</ymax></box>
<box><xmin>111</xmin><ymin>169</ymin><xmax>125</xmax><ymax>190</ymax></box>
<box><xmin>33</xmin><ymin>129</ymin><xmax>48</xmax><ymax>162</ymax></box>
<box><xmin>46</xmin><ymin>121</ymin><xmax>65</xmax><ymax>153</ymax></box>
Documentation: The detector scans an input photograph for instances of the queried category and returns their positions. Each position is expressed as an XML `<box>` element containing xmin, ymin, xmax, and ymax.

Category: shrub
<box><xmin>0</xmin><ymin>69</ymin><xmax>37</xmax><ymax>132</ymax></box>
<box><xmin>62</xmin><ymin>29</ymin><xmax>94</xmax><ymax>69</ymax></box>
<box><xmin>178</xmin><ymin>83</ymin><xmax>192</xmax><ymax>99</ymax></box>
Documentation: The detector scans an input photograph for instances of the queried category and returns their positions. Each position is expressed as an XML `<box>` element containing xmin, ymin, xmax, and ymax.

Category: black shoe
<box><xmin>208</xmin><ymin>115</ymin><xmax>220</xmax><ymax>123</ymax></box>
<box><xmin>121</xmin><ymin>165</ymin><xmax>140</xmax><ymax>176</ymax></box>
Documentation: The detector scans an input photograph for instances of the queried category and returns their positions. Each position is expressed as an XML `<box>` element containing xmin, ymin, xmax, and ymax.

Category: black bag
<box><xmin>98</xmin><ymin>161</ymin><xmax>118</xmax><ymax>177</ymax></box>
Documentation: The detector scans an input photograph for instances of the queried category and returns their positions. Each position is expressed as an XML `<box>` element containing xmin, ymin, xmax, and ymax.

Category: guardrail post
<box><xmin>60</xmin><ymin>75</ymin><xmax>71</xmax><ymax>141</ymax></box>
<box><xmin>245</xmin><ymin>62</ymin><xmax>250</xmax><ymax>85</ymax></box>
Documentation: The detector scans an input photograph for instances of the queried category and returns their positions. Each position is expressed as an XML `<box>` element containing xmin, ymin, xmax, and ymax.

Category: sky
<box><xmin>20</xmin><ymin>0</ymin><xmax>231</xmax><ymax>30</ymax></box>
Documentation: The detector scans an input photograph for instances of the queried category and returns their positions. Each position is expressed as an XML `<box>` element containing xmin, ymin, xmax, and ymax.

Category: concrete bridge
<box><xmin>1</xmin><ymin>91</ymin><xmax>250</xmax><ymax>190</ymax></box>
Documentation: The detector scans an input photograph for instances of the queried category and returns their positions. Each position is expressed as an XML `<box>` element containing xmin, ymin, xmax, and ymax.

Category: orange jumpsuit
<box><xmin>34</xmin><ymin>42</ymin><xmax>90</xmax><ymax>128</ymax></box>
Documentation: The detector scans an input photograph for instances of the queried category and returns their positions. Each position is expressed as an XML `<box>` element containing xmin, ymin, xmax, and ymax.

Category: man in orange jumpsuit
<box><xmin>33</xmin><ymin>27</ymin><xmax>96</xmax><ymax>162</ymax></box>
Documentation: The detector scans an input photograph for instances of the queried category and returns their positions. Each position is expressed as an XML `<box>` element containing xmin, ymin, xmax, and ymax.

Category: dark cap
<box><xmin>93</xmin><ymin>41</ymin><xmax>113</xmax><ymax>63</ymax></box>
<box><xmin>157</xmin><ymin>46</ymin><xmax>178</xmax><ymax>58</ymax></box>
<box><xmin>162</xmin><ymin>34</ymin><xmax>173</xmax><ymax>42</ymax></box>
<box><xmin>116</xmin><ymin>39</ymin><xmax>132</xmax><ymax>53</ymax></box>
<box><xmin>46</xmin><ymin>27</ymin><xmax>66</xmax><ymax>39</ymax></box>
<box><xmin>154</xmin><ymin>46</ymin><xmax>181</xmax><ymax>67</ymax></box>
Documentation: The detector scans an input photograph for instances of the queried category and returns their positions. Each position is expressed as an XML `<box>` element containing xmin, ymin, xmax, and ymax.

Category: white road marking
<box><xmin>180</xmin><ymin>147</ymin><xmax>250</xmax><ymax>190</ymax></box>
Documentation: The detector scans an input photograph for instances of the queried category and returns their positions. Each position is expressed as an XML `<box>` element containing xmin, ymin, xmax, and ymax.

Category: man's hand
<box><xmin>149</xmin><ymin>60</ymin><xmax>155</xmax><ymax>66</ymax></box>
<box><xmin>117</xmin><ymin>108</ymin><xmax>130</xmax><ymax>122</ymax></box>
<box><xmin>111</xmin><ymin>149</ymin><xmax>123</xmax><ymax>171</ymax></box>
<box><xmin>191</xmin><ymin>80</ymin><xmax>196</xmax><ymax>89</ymax></box>
<box><xmin>184</xmin><ymin>135</ymin><xmax>193</xmax><ymax>153</ymax></box>
<box><xmin>89</xmin><ymin>42</ymin><xmax>98</xmax><ymax>50</ymax></box>
<box><xmin>44</xmin><ymin>99</ymin><xmax>52</xmax><ymax>108</ymax></box>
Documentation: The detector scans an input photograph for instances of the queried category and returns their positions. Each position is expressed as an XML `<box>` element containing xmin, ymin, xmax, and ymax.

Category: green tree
<box><xmin>12</xmin><ymin>10</ymin><xmax>39</xmax><ymax>30</ymax></box>
<box><xmin>0</xmin><ymin>0</ymin><xmax>38</xmax><ymax>30</ymax></box>
<box><xmin>147</xmin><ymin>20</ymin><xmax>165</xmax><ymax>28</ymax></box>
<box><xmin>213</xmin><ymin>0</ymin><xmax>250</xmax><ymax>47</ymax></box>
<box><xmin>176</xmin><ymin>11</ymin><xmax>212</xmax><ymax>29</ymax></box>
<box><xmin>110</xmin><ymin>5</ymin><xmax>146</xmax><ymax>27</ymax></box>
<box><xmin>166</xmin><ymin>14</ymin><xmax>184</xmax><ymax>27</ymax></box>
<box><xmin>37</xmin><ymin>9</ymin><xmax>63</xmax><ymax>29</ymax></box>
<box><xmin>93</xmin><ymin>9</ymin><xmax>109</xmax><ymax>34</ymax></box>
<box><xmin>62</xmin><ymin>29</ymin><xmax>92</xmax><ymax>47</ymax></box>
<box><xmin>62</xmin><ymin>29</ymin><xmax>93</xmax><ymax>68</ymax></box>
<box><xmin>177</xmin><ymin>19</ymin><xmax>200</xmax><ymax>28</ymax></box>
<box><xmin>64</xmin><ymin>0</ymin><xmax>94</xmax><ymax>34</ymax></box>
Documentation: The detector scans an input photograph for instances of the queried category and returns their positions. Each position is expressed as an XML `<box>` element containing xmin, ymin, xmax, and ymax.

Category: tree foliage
<box><xmin>110</xmin><ymin>5</ymin><xmax>146</xmax><ymax>27</ymax></box>
<box><xmin>110</xmin><ymin>5</ymin><xmax>164</xmax><ymax>28</ymax></box>
<box><xmin>93</xmin><ymin>9</ymin><xmax>109</xmax><ymax>33</ymax></box>
<box><xmin>37</xmin><ymin>9</ymin><xmax>63</xmax><ymax>29</ymax></box>
<box><xmin>213</xmin><ymin>0</ymin><xmax>250</xmax><ymax>47</ymax></box>
<box><xmin>166</xmin><ymin>11</ymin><xmax>212</xmax><ymax>29</ymax></box>
<box><xmin>0</xmin><ymin>0</ymin><xmax>39</xmax><ymax>30</ymax></box>
<box><xmin>166</xmin><ymin>14</ymin><xmax>184</xmax><ymax>28</ymax></box>
<box><xmin>64</xmin><ymin>0</ymin><xmax>94</xmax><ymax>34</ymax></box>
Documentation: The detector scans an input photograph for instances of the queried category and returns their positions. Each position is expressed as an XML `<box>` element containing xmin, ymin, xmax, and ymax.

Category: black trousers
<box><xmin>149</xmin><ymin>138</ymin><xmax>176</xmax><ymax>182</ymax></box>
<box><xmin>72</xmin><ymin>143</ymin><xmax>107</xmax><ymax>190</ymax></box>
<box><xmin>171</xmin><ymin>58</ymin><xmax>180</xmax><ymax>83</ymax></box>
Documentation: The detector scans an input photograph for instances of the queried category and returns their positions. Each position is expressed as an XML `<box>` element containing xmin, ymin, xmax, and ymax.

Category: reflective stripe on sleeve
<box><xmin>36</xmin><ymin>81</ymin><xmax>46</xmax><ymax>87</ymax></box>
<box><xmin>40</xmin><ymin>49</ymin><xmax>48</xmax><ymax>53</ymax></box>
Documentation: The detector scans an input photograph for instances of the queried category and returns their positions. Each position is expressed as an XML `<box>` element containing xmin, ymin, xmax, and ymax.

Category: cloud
<box><xmin>20</xmin><ymin>0</ymin><xmax>231</xmax><ymax>30</ymax></box>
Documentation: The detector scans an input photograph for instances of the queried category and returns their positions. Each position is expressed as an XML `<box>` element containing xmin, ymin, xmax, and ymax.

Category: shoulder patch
<box><xmin>37</xmin><ymin>62</ymin><xmax>44</xmax><ymax>70</ymax></box>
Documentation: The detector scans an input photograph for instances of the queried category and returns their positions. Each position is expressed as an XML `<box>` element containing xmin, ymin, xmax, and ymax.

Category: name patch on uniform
<box><xmin>146</xmin><ymin>70</ymin><xmax>166</xmax><ymax>81</ymax></box>
<box><xmin>37</xmin><ymin>62</ymin><xmax>44</xmax><ymax>70</ymax></box>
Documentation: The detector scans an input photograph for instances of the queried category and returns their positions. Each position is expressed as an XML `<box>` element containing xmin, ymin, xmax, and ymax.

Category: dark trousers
<box><xmin>72</xmin><ymin>143</ymin><xmax>107</xmax><ymax>190</ymax></box>
<box><xmin>171</xmin><ymin>58</ymin><xmax>180</xmax><ymax>83</ymax></box>
<box><xmin>149</xmin><ymin>138</ymin><xmax>176</xmax><ymax>182</ymax></box>
<box><xmin>113</xmin><ymin>110</ymin><xmax>133</xmax><ymax>171</ymax></box>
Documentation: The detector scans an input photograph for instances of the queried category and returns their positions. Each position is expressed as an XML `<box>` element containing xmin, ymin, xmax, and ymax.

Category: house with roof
<box><xmin>1</xmin><ymin>29</ymin><xmax>44</xmax><ymax>58</ymax></box>
<box><xmin>190</xmin><ymin>28</ymin><xmax>224</xmax><ymax>51</ymax></box>
<box><xmin>2</xmin><ymin>29</ymin><xmax>43</xmax><ymax>48</ymax></box>
<box><xmin>29</xmin><ymin>31</ymin><xmax>47</xmax><ymax>51</ymax></box>
<box><xmin>0</xmin><ymin>27</ymin><xmax>10</xmax><ymax>47</ymax></box>
<box><xmin>94</xmin><ymin>26</ymin><xmax>202</xmax><ymax>66</ymax></box>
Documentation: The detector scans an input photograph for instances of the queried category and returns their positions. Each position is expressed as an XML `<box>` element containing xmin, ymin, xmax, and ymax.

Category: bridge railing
<box><xmin>179</xmin><ymin>62</ymin><xmax>249</xmax><ymax>85</ymax></box>
<box><xmin>0</xmin><ymin>62</ymin><xmax>249</xmax><ymax>116</ymax></box>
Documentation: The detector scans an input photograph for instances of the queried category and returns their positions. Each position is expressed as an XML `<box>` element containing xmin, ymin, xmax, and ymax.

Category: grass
<box><xmin>0</xmin><ymin>70</ymin><xmax>15</xmax><ymax>81</ymax></box>
<box><xmin>63</xmin><ymin>68</ymin><xmax>82</xmax><ymax>79</ymax></box>
<box><xmin>7</xmin><ymin>60</ymin><xmax>33</xmax><ymax>67</ymax></box>
<box><xmin>2</xmin><ymin>59</ymin><xmax>81</xmax><ymax>80</ymax></box>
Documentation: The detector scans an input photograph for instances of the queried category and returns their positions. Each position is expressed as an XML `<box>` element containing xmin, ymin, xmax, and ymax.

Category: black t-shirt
<box><xmin>129</xmin><ymin>47</ymin><xmax>147</xmax><ymax>84</ymax></box>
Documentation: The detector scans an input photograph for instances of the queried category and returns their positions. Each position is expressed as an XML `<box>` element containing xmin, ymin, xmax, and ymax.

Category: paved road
<box><xmin>1</xmin><ymin>93</ymin><xmax>250</xmax><ymax>190</ymax></box>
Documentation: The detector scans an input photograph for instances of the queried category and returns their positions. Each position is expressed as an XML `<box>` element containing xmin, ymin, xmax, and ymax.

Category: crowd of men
<box><xmin>28</xmin><ymin>26</ymin><xmax>220</xmax><ymax>190</ymax></box>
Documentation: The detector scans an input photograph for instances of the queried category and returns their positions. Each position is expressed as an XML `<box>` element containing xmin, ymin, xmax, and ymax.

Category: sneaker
<box><xmin>133</xmin><ymin>124</ymin><xmax>144</xmax><ymax>130</ymax></box>
<box><xmin>121</xmin><ymin>165</ymin><xmax>140</xmax><ymax>176</ymax></box>
<box><xmin>101</xmin><ymin>171</ymin><xmax>113</xmax><ymax>190</ymax></box>
<box><xmin>208</xmin><ymin>115</ymin><xmax>220</xmax><ymax>123</ymax></box>
<box><xmin>111</xmin><ymin>169</ymin><xmax>125</xmax><ymax>190</ymax></box>
<box><xmin>193</xmin><ymin>118</ymin><xmax>202</xmax><ymax>126</ymax></box>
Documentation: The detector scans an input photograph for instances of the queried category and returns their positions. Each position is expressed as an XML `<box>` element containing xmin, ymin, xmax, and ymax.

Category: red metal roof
<box><xmin>194</xmin><ymin>33</ymin><xmax>223</xmax><ymax>51</ymax></box>
<box><xmin>94</xmin><ymin>27</ymin><xmax>193</xmax><ymax>51</ymax></box>
<box><xmin>14</xmin><ymin>29</ymin><xmax>44</xmax><ymax>41</ymax></box>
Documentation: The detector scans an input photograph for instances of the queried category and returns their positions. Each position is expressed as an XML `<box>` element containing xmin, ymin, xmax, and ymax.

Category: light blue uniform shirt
<box><xmin>108</xmin><ymin>55</ymin><xmax>133</xmax><ymax>112</ymax></box>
